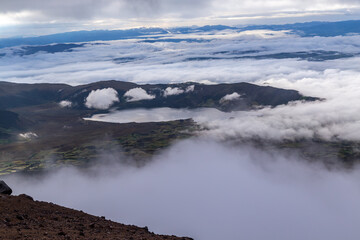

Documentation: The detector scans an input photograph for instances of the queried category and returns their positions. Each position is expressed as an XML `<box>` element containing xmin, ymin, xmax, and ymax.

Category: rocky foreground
<box><xmin>0</xmin><ymin>193</ymin><xmax>192</xmax><ymax>240</ymax></box>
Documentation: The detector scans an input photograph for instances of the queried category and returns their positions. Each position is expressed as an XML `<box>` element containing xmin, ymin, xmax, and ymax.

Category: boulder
<box><xmin>0</xmin><ymin>180</ymin><xmax>12</xmax><ymax>195</ymax></box>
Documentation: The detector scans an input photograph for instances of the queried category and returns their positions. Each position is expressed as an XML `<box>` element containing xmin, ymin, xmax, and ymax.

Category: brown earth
<box><xmin>0</xmin><ymin>194</ymin><xmax>192</xmax><ymax>240</ymax></box>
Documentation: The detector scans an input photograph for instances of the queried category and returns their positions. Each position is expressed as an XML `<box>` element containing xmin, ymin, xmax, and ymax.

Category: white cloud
<box><xmin>18</xmin><ymin>132</ymin><xmax>38</xmax><ymax>140</ymax></box>
<box><xmin>124</xmin><ymin>87</ymin><xmax>155</xmax><ymax>102</ymax></box>
<box><xmin>220</xmin><ymin>92</ymin><xmax>241</xmax><ymax>103</ymax></box>
<box><xmin>85</xmin><ymin>88</ymin><xmax>119</xmax><ymax>109</ymax></box>
<box><xmin>163</xmin><ymin>87</ymin><xmax>184</xmax><ymax>97</ymax></box>
<box><xmin>199</xmin><ymin>80</ymin><xmax>217</xmax><ymax>85</ymax></box>
<box><xmin>59</xmin><ymin>100</ymin><xmax>72</xmax><ymax>108</ymax></box>
<box><xmin>185</xmin><ymin>85</ymin><xmax>195</xmax><ymax>92</ymax></box>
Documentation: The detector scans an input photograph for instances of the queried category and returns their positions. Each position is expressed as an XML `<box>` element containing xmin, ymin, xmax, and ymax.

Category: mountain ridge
<box><xmin>0</xmin><ymin>80</ymin><xmax>316</xmax><ymax>112</ymax></box>
<box><xmin>1</xmin><ymin>20</ymin><xmax>360</xmax><ymax>48</ymax></box>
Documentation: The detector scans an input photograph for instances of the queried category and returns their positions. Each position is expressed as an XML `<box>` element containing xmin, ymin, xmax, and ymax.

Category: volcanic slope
<box><xmin>0</xmin><ymin>193</ymin><xmax>192</xmax><ymax>240</ymax></box>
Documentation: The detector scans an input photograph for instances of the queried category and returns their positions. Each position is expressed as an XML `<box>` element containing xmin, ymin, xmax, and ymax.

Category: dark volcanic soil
<box><xmin>0</xmin><ymin>194</ymin><xmax>192</xmax><ymax>240</ymax></box>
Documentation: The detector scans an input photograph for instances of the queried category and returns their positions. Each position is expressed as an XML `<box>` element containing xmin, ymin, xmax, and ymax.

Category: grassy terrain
<box><xmin>263</xmin><ymin>139</ymin><xmax>360</xmax><ymax>168</ymax></box>
<box><xmin>0</xmin><ymin>118</ymin><xmax>197</xmax><ymax>176</ymax></box>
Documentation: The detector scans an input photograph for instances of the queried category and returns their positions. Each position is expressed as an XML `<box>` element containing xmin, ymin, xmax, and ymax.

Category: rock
<box><xmin>0</xmin><ymin>180</ymin><xmax>12</xmax><ymax>195</ymax></box>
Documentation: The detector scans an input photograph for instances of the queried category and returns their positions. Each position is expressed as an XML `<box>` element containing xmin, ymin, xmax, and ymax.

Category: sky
<box><xmin>1</xmin><ymin>0</ymin><xmax>360</xmax><ymax>37</ymax></box>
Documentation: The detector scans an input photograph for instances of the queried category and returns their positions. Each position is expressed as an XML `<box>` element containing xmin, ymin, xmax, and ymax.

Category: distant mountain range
<box><xmin>1</xmin><ymin>20</ymin><xmax>360</xmax><ymax>48</ymax></box>
<box><xmin>241</xmin><ymin>20</ymin><xmax>360</xmax><ymax>37</ymax></box>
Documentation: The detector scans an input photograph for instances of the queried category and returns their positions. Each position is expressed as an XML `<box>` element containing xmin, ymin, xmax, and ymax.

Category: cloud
<box><xmin>85</xmin><ymin>107</ymin><xmax>226</xmax><ymax>124</ymax></box>
<box><xmin>0</xmin><ymin>0</ymin><xmax>211</xmax><ymax>23</ymax></box>
<box><xmin>18</xmin><ymin>132</ymin><xmax>38</xmax><ymax>140</ymax></box>
<box><xmin>219</xmin><ymin>92</ymin><xmax>241</xmax><ymax>103</ymax></box>
<box><xmin>163</xmin><ymin>87</ymin><xmax>184</xmax><ymax>97</ymax></box>
<box><xmin>85</xmin><ymin>88</ymin><xmax>119</xmax><ymax>109</ymax></box>
<box><xmin>185</xmin><ymin>85</ymin><xmax>195</xmax><ymax>92</ymax></box>
<box><xmin>201</xmin><ymin>98</ymin><xmax>360</xmax><ymax>141</ymax></box>
<box><xmin>2</xmin><ymin>33</ymin><xmax>359</xmax><ymax>85</ymax></box>
<box><xmin>198</xmin><ymin>79</ymin><xmax>218</xmax><ymax>85</ymax></box>
<box><xmin>59</xmin><ymin>100</ymin><xmax>72</xmax><ymax>108</ymax></box>
<box><xmin>1</xmin><ymin>0</ymin><xmax>360</xmax><ymax>30</ymax></box>
<box><xmin>5</xmin><ymin>139</ymin><xmax>360</xmax><ymax>240</ymax></box>
<box><xmin>124</xmin><ymin>87</ymin><xmax>155</xmax><ymax>102</ymax></box>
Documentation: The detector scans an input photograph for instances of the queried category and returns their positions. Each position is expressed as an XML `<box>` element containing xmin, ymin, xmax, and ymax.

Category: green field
<box><xmin>0</xmin><ymin>119</ymin><xmax>198</xmax><ymax>175</ymax></box>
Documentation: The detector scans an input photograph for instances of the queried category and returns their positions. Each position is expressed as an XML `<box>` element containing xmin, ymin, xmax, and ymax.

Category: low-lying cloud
<box><xmin>59</xmin><ymin>100</ymin><xmax>72</xmax><ymax>108</ymax></box>
<box><xmin>18</xmin><ymin>132</ymin><xmax>38</xmax><ymax>140</ymax></box>
<box><xmin>185</xmin><ymin>85</ymin><xmax>195</xmax><ymax>92</ymax></box>
<box><xmin>5</xmin><ymin>139</ymin><xmax>360</xmax><ymax>240</ymax></box>
<box><xmin>85</xmin><ymin>107</ymin><xmax>227</xmax><ymax>123</ymax></box>
<box><xmin>85</xmin><ymin>88</ymin><xmax>119</xmax><ymax>109</ymax></box>
<box><xmin>163</xmin><ymin>87</ymin><xmax>184</xmax><ymax>97</ymax></box>
<box><xmin>219</xmin><ymin>92</ymin><xmax>241</xmax><ymax>103</ymax></box>
<box><xmin>124</xmin><ymin>87</ymin><xmax>155</xmax><ymax>102</ymax></box>
<box><xmin>1</xmin><ymin>33</ymin><xmax>360</xmax><ymax>86</ymax></box>
<box><xmin>201</xmin><ymin>94</ymin><xmax>360</xmax><ymax>142</ymax></box>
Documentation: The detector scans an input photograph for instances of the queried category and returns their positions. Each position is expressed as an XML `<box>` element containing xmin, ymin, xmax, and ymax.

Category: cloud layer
<box><xmin>1</xmin><ymin>0</ymin><xmax>360</xmax><ymax>30</ymax></box>
<box><xmin>1</xmin><ymin>32</ymin><xmax>360</xmax><ymax>85</ymax></box>
<box><xmin>5</xmin><ymin>140</ymin><xmax>360</xmax><ymax>240</ymax></box>
<box><xmin>2</xmin><ymin>32</ymin><xmax>360</xmax><ymax>141</ymax></box>
<box><xmin>85</xmin><ymin>107</ymin><xmax>227</xmax><ymax>124</ymax></box>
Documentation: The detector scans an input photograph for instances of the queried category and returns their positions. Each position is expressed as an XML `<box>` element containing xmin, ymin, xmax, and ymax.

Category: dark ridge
<box><xmin>0</xmin><ymin>80</ymin><xmax>317</xmax><ymax>112</ymax></box>
<box><xmin>185</xmin><ymin>51</ymin><xmax>356</xmax><ymax>62</ymax></box>
<box><xmin>241</xmin><ymin>20</ymin><xmax>360</xmax><ymax>37</ymax></box>
<box><xmin>0</xmin><ymin>81</ymin><xmax>71</xmax><ymax>109</ymax></box>
<box><xmin>16</xmin><ymin>43</ymin><xmax>86</xmax><ymax>56</ymax></box>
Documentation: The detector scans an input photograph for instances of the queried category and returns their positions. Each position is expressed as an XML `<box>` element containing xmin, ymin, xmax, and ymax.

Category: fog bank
<box><xmin>4</xmin><ymin>139</ymin><xmax>360</xmax><ymax>240</ymax></box>
<box><xmin>85</xmin><ymin>107</ymin><xmax>228</xmax><ymax>123</ymax></box>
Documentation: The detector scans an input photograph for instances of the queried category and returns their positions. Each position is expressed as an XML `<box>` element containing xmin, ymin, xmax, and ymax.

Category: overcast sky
<box><xmin>1</xmin><ymin>0</ymin><xmax>360</xmax><ymax>37</ymax></box>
